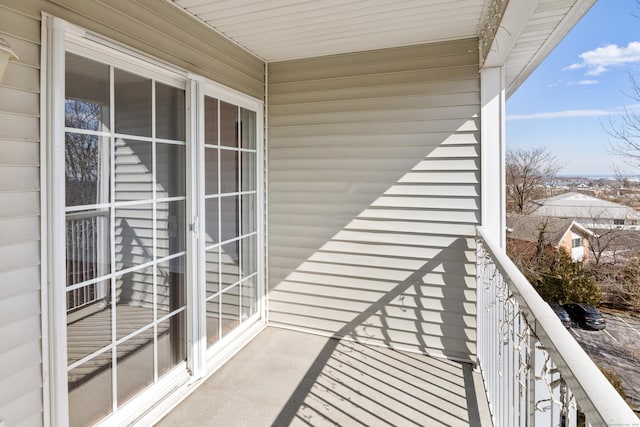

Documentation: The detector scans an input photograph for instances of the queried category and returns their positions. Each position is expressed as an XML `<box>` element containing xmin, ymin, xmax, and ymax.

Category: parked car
<box><xmin>563</xmin><ymin>303</ymin><xmax>606</xmax><ymax>330</ymax></box>
<box><xmin>549</xmin><ymin>303</ymin><xmax>571</xmax><ymax>328</ymax></box>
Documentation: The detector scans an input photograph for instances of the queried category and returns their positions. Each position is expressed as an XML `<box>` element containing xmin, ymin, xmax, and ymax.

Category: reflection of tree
<box><xmin>65</xmin><ymin>100</ymin><xmax>103</xmax><ymax>206</ymax></box>
<box><xmin>65</xmin><ymin>99</ymin><xmax>102</xmax><ymax>130</ymax></box>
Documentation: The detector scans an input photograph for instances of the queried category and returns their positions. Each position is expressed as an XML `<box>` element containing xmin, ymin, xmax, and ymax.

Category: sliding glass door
<box><xmin>52</xmin><ymin>28</ymin><xmax>264</xmax><ymax>426</ymax></box>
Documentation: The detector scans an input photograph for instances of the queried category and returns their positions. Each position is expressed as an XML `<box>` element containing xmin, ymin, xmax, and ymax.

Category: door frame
<box><xmin>41</xmin><ymin>14</ymin><xmax>266</xmax><ymax>427</ymax></box>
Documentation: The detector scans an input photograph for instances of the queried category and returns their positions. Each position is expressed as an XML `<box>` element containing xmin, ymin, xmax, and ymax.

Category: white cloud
<box><xmin>565</xmin><ymin>41</ymin><xmax>640</xmax><ymax>75</ymax></box>
<box><xmin>507</xmin><ymin>104</ymin><xmax>640</xmax><ymax>121</ymax></box>
<box><xmin>567</xmin><ymin>79</ymin><xmax>599</xmax><ymax>86</ymax></box>
<box><xmin>508</xmin><ymin>109</ymin><xmax>615</xmax><ymax>120</ymax></box>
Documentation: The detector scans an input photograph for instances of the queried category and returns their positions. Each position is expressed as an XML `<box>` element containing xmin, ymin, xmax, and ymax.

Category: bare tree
<box><xmin>506</xmin><ymin>147</ymin><xmax>563</xmax><ymax>213</ymax></box>
<box><xmin>607</xmin><ymin>74</ymin><xmax>640</xmax><ymax>168</ymax></box>
<box><xmin>65</xmin><ymin>100</ymin><xmax>104</xmax><ymax>206</ymax></box>
<box><xmin>586</xmin><ymin>225</ymin><xmax>640</xmax><ymax>312</ymax></box>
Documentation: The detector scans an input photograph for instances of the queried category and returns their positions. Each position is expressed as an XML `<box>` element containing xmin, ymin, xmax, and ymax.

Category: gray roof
<box><xmin>528</xmin><ymin>192</ymin><xmax>640</xmax><ymax>221</ymax></box>
<box><xmin>506</xmin><ymin>213</ymin><xmax>591</xmax><ymax>246</ymax></box>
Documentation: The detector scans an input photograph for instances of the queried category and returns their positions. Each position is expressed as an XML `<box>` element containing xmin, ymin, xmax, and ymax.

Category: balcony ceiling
<box><xmin>171</xmin><ymin>0</ymin><xmax>596</xmax><ymax>94</ymax></box>
<box><xmin>172</xmin><ymin>0</ymin><xmax>487</xmax><ymax>62</ymax></box>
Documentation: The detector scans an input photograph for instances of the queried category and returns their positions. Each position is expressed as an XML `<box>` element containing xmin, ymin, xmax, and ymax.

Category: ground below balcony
<box><xmin>158</xmin><ymin>327</ymin><xmax>491</xmax><ymax>426</ymax></box>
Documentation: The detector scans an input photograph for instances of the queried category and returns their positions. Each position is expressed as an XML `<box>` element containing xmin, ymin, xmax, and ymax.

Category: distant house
<box><xmin>528</xmin><ymin>192</ymin><xmax>640</xmax><ymax>230</ymax></box>
<box><xmin>506</xmin><ymin>214</ymin><xmax>593</xmax><ymax>263</ymax></box>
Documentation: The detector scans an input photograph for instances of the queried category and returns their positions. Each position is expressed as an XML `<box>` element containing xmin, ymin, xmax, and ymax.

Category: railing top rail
<box><xmin>66</xmin><ymin>209</ymin><xmax>109</xmax><ymax>221</ymax></box>
<box><xmin>476</xmin><ymin>226</ymin><xmax>639</xmax><ymax>426</ymax></box>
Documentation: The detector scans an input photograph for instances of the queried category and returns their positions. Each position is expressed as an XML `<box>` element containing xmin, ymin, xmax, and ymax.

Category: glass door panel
<box><xmin>64</xmin><ymin>51</ymin><xmax>187</xmax><ymax>425</ymax></box>
<box><xmin>203</xmin><ymin>95</ymin><xmax>259</xmax><ymax>351</ymax></box>
<box><xmin>60</xmin><ymin>42</ymin><xmax>261</xmax><ymax>425</ymax></box>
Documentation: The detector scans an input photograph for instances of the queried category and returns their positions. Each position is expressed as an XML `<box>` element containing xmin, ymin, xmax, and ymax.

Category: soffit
<box><xmin>502</xmin><ymin>0</ymin><xmax>596</xmax><ymax>96</ymax></box>
<box><xmin>170</xmin><ymin>0</ymin><xmax>488</xmax><ymax>62</ymax></box>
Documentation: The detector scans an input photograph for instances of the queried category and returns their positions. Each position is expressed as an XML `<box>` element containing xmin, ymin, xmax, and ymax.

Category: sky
<box><xmin>507</xmin><ymin>0</ymin><xmax>640</xmax><ymax>177</ymax></box>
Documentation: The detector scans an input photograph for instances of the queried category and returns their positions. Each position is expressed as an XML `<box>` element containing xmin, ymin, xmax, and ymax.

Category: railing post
<box><xmin>480</xmin><ymin>67</ymin><xmax>506</xmax><ymax>249</ymax></box>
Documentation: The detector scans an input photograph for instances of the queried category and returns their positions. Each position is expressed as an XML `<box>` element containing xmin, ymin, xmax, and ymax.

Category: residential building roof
<box><xmin>506</xmin><ymin>213</ymin><xmax>592</xmax><ymax>246</ymax></box>
<box><xmin>528</xmin><ymin>192</ymin><xmax>640</xmax><ymax>221</ymax></box>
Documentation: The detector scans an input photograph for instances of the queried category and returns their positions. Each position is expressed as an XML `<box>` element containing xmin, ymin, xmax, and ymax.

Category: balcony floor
<box><xmin>158</xmin><ymin>327</ymin><xmax>491</xmax><ymax>426</ymax></box>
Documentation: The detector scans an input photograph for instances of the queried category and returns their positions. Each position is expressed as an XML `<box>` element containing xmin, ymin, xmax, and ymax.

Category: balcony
<box><xmin>159</xmin><ymin>327</ymin><xmax>492</xmax><ymax>426</ymax></box>
<box><xmin>156</xmin><ymin>227</ymin><xmax>638</xmax><ymax>427</ymax></box>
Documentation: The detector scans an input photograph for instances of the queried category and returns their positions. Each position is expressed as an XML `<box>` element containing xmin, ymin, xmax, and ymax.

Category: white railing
<box><xmin>66</xmin><ymin>210</ymin><xmax>108</xmax><ymax>311</ymax></box>
<box><xmin>476</xmin><ymin>227</ymin><xmax>639</xmax><ymax>427</ymax></box>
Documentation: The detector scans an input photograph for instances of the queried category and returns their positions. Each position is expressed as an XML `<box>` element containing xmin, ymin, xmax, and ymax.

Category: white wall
<box><xmin>0</xmin><ymin>4</ymin><xmax>44</xmax><ymax>425</ymax></box>
<box><xmin>0</xmin><ymin>1</ymin><xmax>265</xmax><ymax>425</ymax></box>
<box><xmin>267</xmin><ymin>39</ymin><xmax>480</xmax><ymax>361</ymax></box>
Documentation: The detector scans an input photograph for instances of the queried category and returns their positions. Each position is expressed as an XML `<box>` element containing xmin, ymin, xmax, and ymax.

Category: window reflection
<box><xmin>65</xmin><ymin>52</ymin><xmax>110</xmax><ymax>131</ymax></box>
<box><xmin>156</xmin><ymin>200</ymin><xmax>186</xmax><ymax>259</ymax></box>
<box><xmin>241</xmin><ymin>152</ymin><xmax>256</xmax><ymax>192</ymax></box>
<box><xmin>206</xmin><ymin>247</ymin><xmax>220</xmax><ymax>297</ymax></box>
<box><xmin>157</xmin><ymin>256</ymin><xmax>185</xmax><ymax>317</ymax></box>
<box><xmin>156</xmin><ymin>83</ymin><xmax>185</xmax><ymax>141</ymax></box>
<box><xmin>65</xmin><ymin>133</ymin><xmax>110</xmax><ymax>207</ymax></box>
<box><xmin>66</xmin><ymin>210</ymin><xmax>110</xmax><ymax>286</ymax></box>
<box><xmin>221</xmin><ymin>241</ymin><xmax>239</xmax><ymax>289</ymax></box>
<box><xmin>221</xmin><ymin>149</ymin><xmax>238</xmax><ymax>194</ymax></box>
<box><xmin>240</xmin><ymin>108</ymin><xmax>256</xmax><ymax>149</ymax></box>
<box><xmin>115</xmin><ymin>69</ymin><xmax>152</xmax><ymax>137</ymax></box>
<box><xmin>221</xmin><ymin>196</ymin><xmax>239</xmax><ymax>242</ymax></box>
<box><xmin>115</xmin><ymin>204</ymin><xmax>154</xmax><ymax>271</ymax></box>
<box><xmin>241</xmin><ymin>277</ymin><xmax>258</xmax><ymax>320</ymax></box>
<box><xmin>204</xmin><ymin>147</ymin><xmax>219</xmax><ymax>195</ymax></box>
<box><xmin>114</xmin><ymin>139</ymin><xmax>153</xmax><ymax>202</ymax></box>
<box><xmin>66</xmin><ymin>281</ymin><xmax>111</xmax><ymax>365</ymax></box>
<box><xmin>158</xmin><ymin>312</ymin><xmax>186</xmax><ymax>376</ymax></box>
<box><xmin>205</xmin><ymin>96</ymin><xmax>218</xmax><ymax>145</ymax></box>
<box><xmin>64</xmin><ymin>51</ymin><xmax>194</xmax><ymax>425</ymax></box>
<box><xmin>221</xmin><ymin>287</ymin><xmax>240</xmax><ymax>338</ymax></box>
<box><xmin>68</xmin><ymin>361</ymin><xmax>112</xmax><ymax>427</ymax></box>
<box><xmin>157</xmin><ymin>143</ymin><xmax>186</xmax><ymax>198</ymax></box>
<box><xmin>241</xmin><ymin>194</ymin><xmax>256</xmax><ymax>236</ymax></box>
<box><xmin>205</xmin><ymin>198</ymin><xmax>219</xmax><ymax>245</ymax></box>
<box><xmin>117</xmin><ymin>331</ymin><xmax>154</xmax><ymax>405</ymax></box>
<box><xmin>220</xmin><ymin>101</ymin><xmax>238</xmax><ymax>147</ymax></box>
<box><xmin>206</xmin><ymin>296</ymin><xmax>220</xmax><ymax>347</ymax></box>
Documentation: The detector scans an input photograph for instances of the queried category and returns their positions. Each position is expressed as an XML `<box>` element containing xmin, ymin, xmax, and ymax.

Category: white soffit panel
<box><xmin>171</xmin><ymin>0</ymin><xmax>486</xmax><ymax>62</ymax></box>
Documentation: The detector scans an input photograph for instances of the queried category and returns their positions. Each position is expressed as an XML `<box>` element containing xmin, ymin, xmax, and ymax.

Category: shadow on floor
<box><xmin>158</xmin><ymin>327</ymin><xmax>489</xmax><ymax>426</ymax></box>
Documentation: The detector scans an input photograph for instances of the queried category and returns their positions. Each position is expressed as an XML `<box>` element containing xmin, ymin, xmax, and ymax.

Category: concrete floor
<box><xmin>158</xmin><ymin>327</ymin><xmax>491</xmax><ymax>426</ymax></box>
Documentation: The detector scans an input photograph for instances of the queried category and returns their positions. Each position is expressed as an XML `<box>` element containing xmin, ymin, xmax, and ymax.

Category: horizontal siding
<box><xmin>268</xmin><ymin>39</ymin><xmax>480</xmax><ymax>361</ymax></box>
<box><xmin>2</xmin><ymin>0</ymin><xmax>264</xmax><ymax>99</ymax></box>
<box><xmin>0</xmin><ymin>1</ymin><xmax>265</xmax><ymax>425</ymax></box>
<box><xmin>0</xmin><ymin>4</ymin><xmax>44</xmax><ymax>427</ymax></box>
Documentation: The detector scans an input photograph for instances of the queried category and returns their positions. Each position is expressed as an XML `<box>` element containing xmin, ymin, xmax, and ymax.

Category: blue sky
<box><xmin>507</xmin><ymin>0</ymin><xmax>640</xmax><ymax>176</ymax></box>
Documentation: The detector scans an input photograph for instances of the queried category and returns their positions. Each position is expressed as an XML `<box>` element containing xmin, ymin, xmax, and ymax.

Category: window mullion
<box><xmin>217</xmin><ymin>99</ymin><xmax>222</xmax><ymax>341</ymax></box>
<box><xmin>109</xmin><ymin>63</ymin><xmax>118</xmax><ymax>414</ymax></box>
<box><xmin>152</xmin><ymin>79</ymin><xmax>159</xmax><ymax>383</ymax></box>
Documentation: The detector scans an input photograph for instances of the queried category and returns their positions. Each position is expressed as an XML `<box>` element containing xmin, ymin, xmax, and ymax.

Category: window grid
<box><xmin>203</xmin><ymin>98</ymin><xmax>258</xmax><ymax>349</ymax></box>
<box><xmin>57</xmin><ymin>34</ymin><xmax>262</xmax><ymax>426</ymax></box>
<box><xmin>64</xmin><ymin>56</ymin><xmax>188</xmax><ymax>417</ymax></box>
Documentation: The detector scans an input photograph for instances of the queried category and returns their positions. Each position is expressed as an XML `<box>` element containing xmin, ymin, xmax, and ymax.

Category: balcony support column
<box><xmin>480</xmin><ymin>66</ymin><xmax>506</xmax><ymax>248</ymax></box>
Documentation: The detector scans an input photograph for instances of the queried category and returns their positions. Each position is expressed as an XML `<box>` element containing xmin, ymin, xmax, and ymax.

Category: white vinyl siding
<box><xmin>3</xmin><ymin>0</ymin><xmax>264</xmax><ymax>99</ymax></box>
<box><xmin>0</xmin><ymin>4</ymin><xmax>44</xmax><ymax>426</ymax></box>
<box><xmin>0</xmin><ymin>2</ymin><xmax>265</xmax><ymax>426</ymax></box>
<box><xmin>268</xmin><ymin>39</ymin><xmax>480</xmax><ymax>361</ymax></box>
